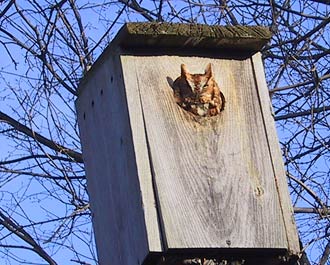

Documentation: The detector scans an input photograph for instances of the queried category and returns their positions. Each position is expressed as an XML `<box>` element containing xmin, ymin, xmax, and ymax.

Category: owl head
<box><xmin>180</xmin><ymin>63</ymin><xmax>214</xmax><ymax>95</ymax></box>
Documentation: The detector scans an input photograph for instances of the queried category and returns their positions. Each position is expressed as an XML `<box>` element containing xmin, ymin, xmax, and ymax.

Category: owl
<box><xmin>173</xmin><ymin>63</ymin><xmax>225</xmax><ymax>117</ymax></box>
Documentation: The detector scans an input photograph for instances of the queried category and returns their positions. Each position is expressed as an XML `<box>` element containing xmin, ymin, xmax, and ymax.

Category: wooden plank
<box><xmin>120</xmin><ymin>55</ymin><xmax>163</xmax><ymax>252</ymax></box>
<box><xmin>121</xmin><ymin>55</ymin><xmax>288</xmax><ymax>250</ymax></box>
<box><xmin>251</xmin><ymin>53</ymin><xmax>300</xmax><ymax>254</ymax></box>
<box><xmin>76</xmin><ymin>53</ymin><xmax>161</xmax><ymax>264</ymax></box>
<box><xmin>113</xmin><ymin>23</ymin><xmax>271</xmax><ymax>51</ymax></box>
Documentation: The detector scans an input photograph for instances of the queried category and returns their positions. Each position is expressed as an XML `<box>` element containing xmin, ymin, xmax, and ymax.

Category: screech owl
<box><xmin>173</xmin><ymin>63</ymin><xmax>225</xmax><ymax>117</ymax></box>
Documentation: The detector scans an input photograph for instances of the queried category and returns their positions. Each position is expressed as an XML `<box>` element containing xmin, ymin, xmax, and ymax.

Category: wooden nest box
<box><xmin>76</xmin><ymin>23</ymin><xmax>300</xmax><ymax>265</ymax></box>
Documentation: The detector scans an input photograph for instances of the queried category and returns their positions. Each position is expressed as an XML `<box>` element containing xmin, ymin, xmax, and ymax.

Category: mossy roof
<box><xmin>113</xmin><ymin>22</ymin><xmax>272</xmax><ymax>51</ymax></box>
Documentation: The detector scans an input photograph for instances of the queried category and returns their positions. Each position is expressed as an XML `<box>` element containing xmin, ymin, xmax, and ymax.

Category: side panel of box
<box><xmin>76</xmin><ymin>52</ymin><xmax>162</xmax><ymax>264</ymax></box>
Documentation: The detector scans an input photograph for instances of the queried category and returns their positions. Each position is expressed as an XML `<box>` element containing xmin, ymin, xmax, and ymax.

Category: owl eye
<box><xmin>203</xmin><ymin>84</ymin><xmax>208</xmax><ymax>88</ymax></box>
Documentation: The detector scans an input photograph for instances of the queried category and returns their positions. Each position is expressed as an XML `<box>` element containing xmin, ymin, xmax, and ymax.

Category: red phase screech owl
<box><xmin>173</xmin><ymin>63</ymin><xmax>225</xmax><ymax>117</ymax></box>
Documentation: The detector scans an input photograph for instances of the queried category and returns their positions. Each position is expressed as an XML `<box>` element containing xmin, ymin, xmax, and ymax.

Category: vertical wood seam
<box><xmin>134</xmin><ymin>66</ymin><xmax>168</xmax><ymax>252</ymax></box>
<box><xmin>249</xmin><ymin>56</ymin><xmax>291</xmax><ymax>250</ymax></box>
<box><xmin>120</xmin><ymin>55</ymin><xmax>164</xmax><ymax>253</ymax></box>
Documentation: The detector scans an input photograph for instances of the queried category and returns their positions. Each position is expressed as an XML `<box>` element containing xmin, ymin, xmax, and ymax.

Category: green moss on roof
<box><xmin>113</xmin><ymin>22</ymin><xmax>272</xmax><ymax>51</ymax></box>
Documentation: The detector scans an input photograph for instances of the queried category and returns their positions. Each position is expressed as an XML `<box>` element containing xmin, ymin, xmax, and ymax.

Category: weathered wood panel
<box><xmin>113</xmin><ymin>22</ymin><xmax>272</xmax><ymax>51</ymax></box>
<box><xmin>76</xmin><ymin>52</ymin><xmax>162</xmax><ymax>265</ymax></box>
<box><xmin>120</xmin><ymin>55</ymin><xmax>290</xmax><ymax>250</ymax></box>
<box><xmin>251</xmin><ymin>53</ymin><xmax>300</xmax><ymax>253</ymax></box>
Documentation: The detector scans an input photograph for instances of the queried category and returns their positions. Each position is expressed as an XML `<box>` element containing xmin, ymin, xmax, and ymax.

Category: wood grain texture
<box><xmin>113</xmin><ymin>22</ymin><xmax>271</xmax><ymax>51</ymax></box>
<box><xmin>251</xmin><ymin>53</ymin><xmax>300</xmax><ymax>254</ymax></box>
<box><xmin>76</xmin><ymin>52</ymin><xmax>162</xmax><ymax>265</ymax></box>
<box><xmin>120</xmin><ymin>55</ymin><xmax>291</xmax><ymax>250</ymax></box>
<box><xmin>120</xmin><ymin>55</ymin><xmax>164</xmax><ymax>252</ymax></box>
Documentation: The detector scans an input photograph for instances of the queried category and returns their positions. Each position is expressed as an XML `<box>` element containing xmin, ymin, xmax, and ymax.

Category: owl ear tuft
<box><xmin>181</xmin><ymin>64</ymin><xmax>190</xmax><ymax>78</ymax></box>
<box><xmin>204</xmin><ymin>63</ymin><xmax>213</xmax><ymax>78</ymax></box>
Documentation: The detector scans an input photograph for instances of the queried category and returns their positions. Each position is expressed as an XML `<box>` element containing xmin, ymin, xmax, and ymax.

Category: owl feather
<box><xmin>173</xmin><ymin>63</ymin><xmax>225</xmax><ymax>116</ymax></box>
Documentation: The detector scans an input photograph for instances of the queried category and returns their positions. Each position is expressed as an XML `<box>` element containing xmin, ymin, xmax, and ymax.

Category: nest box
<box><xmin>76</xmin><ymin>23</ymin><xmax>300</xmax><ymax>265</ymax></box>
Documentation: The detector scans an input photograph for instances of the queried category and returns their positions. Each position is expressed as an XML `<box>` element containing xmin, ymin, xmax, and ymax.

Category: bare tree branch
<box><xmin>294</xmin><ymin>207</ymin><xmax>330</xmax><ymax>218</ymax></box>
<box><xmin>275</xmin><ymin>105</ymin><xmax>330</xmax><ymax>121</ymax></box>
<box><xmin>0</xmin><ymin>208</ymin><xmax>58</xmax><ymax>265</ymax></box>
<box><xmin>118</xmin><ymin>0</ymin><xmax>156</xmax><ymax>21</ymax></box>
<box><xmin>319</xmin><ymin>240</ymin><xmax>330</xmax><ymax>265</ymax></box>
<box><xmin>0</xmin><ymin>0</ymin><xmax>14</xmax><ymax>18</ymax></box>
<box><xmin>287</xmin><ymin>173</ymin><xmax>328</xmax><ymax>214</ymax></box>
<box><xmin>0</xmin><ymin>111</ymin><xmax>83</xmax><ymax>163</ymax></box>
<box><xmin>310</xmin><ymin>0</ymin><xmax>330</xmax><ymax>4</ymax></box>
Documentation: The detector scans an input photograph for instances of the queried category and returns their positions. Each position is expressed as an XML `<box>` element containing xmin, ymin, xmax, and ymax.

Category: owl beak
<box><xmin>195</xmin><ymin>85</ymin><xmax>201</xmax><ymax>93</ymax></box>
